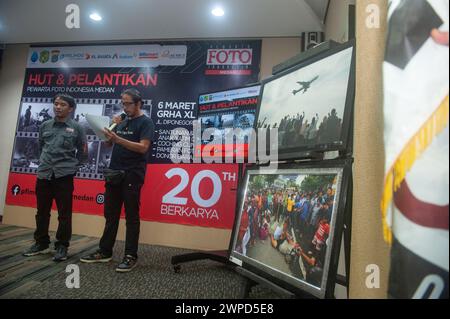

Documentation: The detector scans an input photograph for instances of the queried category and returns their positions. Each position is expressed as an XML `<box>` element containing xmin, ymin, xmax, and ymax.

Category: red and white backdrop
<box><xmin>382</xmin><ymin>0</ymin><xmax>448</xmax><ymax>299</ymax></box>
<box><xmin>5</xmin><ymin>40</ymin><xmax>261</xmax><ymax>231</ymax></box>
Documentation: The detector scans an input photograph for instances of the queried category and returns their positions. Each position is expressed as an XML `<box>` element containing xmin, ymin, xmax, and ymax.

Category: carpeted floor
<box><xmin>0</xmin><ymin>224</ymin><xmax>284</xmax><ymax>299</ymax></box>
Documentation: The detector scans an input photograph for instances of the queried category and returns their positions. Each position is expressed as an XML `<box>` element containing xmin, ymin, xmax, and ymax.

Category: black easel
<box><xmin>171</xmin><ymin>157</ymin><xmax>353</xmax><ymax>299</ymax></box>
<box><xmin>236</xmin><ymin>267</ymin><xmax>298</xmax><ymax>299</ymax></box>
<box><xmin>325</xmin><ymin>163</ymin><xmax>353</xmax><ymax>299</ymax></box>
<box><xmin>171</xmin><ymin>40</ymin><xmax>355</xmax><ymax>298</ymax></box>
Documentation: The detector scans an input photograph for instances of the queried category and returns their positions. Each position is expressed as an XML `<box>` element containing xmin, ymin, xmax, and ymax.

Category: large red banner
<box><xmin>6</xmin><ymin>163</ymin><xmax>239</xmax><ymax>229</ymax></box>
<box><xmin>7</xmin><ymin>42</ymin><xmax>259</xmax><ymax>232</ymax></box>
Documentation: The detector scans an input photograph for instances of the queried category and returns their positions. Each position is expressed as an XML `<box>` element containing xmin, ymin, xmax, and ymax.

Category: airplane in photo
<box><xmin>292</xmin><ymin>75</ymin><xmax>319</xmax><ymax>95</ymax></box>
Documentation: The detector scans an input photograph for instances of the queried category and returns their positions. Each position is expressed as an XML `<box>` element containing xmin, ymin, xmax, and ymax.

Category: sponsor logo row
<box><xmin>30</xmin><ymin>48</ymin><xmax>253</xmax><ymax>66</ymax></box>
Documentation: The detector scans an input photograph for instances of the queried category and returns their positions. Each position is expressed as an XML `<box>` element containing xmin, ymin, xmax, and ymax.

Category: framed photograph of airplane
<box><xmin>255</xmin><ymin>40</ymin><xmax>355</xmax><ymax>160</ymax></box>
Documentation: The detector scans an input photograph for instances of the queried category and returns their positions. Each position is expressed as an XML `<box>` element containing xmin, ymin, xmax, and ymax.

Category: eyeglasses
<box><xmin>121</xmin><ymin>101</ymin><xmax>135</xmax><ymax>107</ymax></box>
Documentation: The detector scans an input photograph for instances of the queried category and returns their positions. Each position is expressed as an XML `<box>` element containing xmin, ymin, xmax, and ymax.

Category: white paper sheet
<box><xmin>85</xmin><ymin>114</ymin><xmax>111</xmax><ymax>141</ymax></box>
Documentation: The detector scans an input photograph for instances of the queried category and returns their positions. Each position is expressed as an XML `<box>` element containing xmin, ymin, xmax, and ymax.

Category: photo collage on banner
<box><xmin>12</xmin><ymin>97</ymin><xmax>152</xmax><ymax>180</ymax></box>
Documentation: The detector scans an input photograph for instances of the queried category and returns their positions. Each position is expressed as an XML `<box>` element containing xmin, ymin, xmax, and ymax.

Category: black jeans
<box><xmin>34</xmin><ymin>175</ymin><xmax>74</xmax><ymax>248</ymax></box>
<box><xmin>99</xmin><ymin>171</ymin><xmax>143</xmax><ymax>258</ymax></box>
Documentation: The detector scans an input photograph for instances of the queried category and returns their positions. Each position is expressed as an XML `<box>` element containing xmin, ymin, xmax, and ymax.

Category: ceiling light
<box><xmin>212</xmin><ymin>7</ymin><xmax>225</xmax><ymax>17</ymax></box>
<box><xmin>89</xmin><ymin>13</ymin><xmax>102</xmax><ymax>21</ymax></box>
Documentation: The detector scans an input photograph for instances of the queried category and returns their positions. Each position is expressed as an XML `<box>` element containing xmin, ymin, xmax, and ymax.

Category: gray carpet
<box><xmin>13</xmin><ymin>241</ymin><xmax>283</xmax><ymax>299</ymax></box>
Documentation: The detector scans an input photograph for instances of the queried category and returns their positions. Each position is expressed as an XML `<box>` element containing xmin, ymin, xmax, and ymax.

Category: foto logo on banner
<box><xmin>207</xmin><ymin>49</ymin><xmax>253</xmax><ymax>66</ymax></box>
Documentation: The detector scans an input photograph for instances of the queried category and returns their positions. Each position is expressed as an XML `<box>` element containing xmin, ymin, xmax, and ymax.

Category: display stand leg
<box><xmin>235</xmin><ymin>267</ymin><xmax>300</xmax><ymax>299</ymax></box>
<box><xmin>171</xmin><ymin>251</ymin><xmax>231</xmax><ymax>273</ymax></box>
<box><xmin>241</xmin><ymin>277</ymin><xmax>258</xmax><ymax>298</ymax></box>
<box><xmin>328</xmin><ymin>168</ymin><xmax>353</xmax><ymax>298</ymax></box>
<box><xmin>342</xmin><ymin>174</ymin><xmax>353</xmax><ymax>297</ymax></box>
<box><xmin>171</xmin><ymin>164</ymin><xmax>246</xmax><ymax>273</ymax></box>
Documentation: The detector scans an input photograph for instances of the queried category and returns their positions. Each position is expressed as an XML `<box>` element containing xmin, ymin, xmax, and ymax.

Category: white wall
<box><xmin>0</xmin><ymin>44</ymin><xmax>29</xmax><ymax>216</ymax></box>
<box><xmin>325</xmin><ymin>0</ymin><xmax>356</xmax><ymax>43</ymax></box>
<box><xmin>260</xmin><ymin>37</ymin><xmax>301</xmax><ymax>79</ymax></box>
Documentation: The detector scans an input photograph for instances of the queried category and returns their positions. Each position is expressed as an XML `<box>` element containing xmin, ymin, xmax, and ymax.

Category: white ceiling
<box><xmin>0</xmin><ymin>0</ymin><xmax>328</xmax><ymax>44</ymax></box>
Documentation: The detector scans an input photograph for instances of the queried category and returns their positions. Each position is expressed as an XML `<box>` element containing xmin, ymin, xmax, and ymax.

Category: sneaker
<box><xmin>53</xmin><ymin>246</ymin><xmax>68</xmax><ymax>262</ymax></box>
<box><xmin>23</xmin><ymin>243</ymin><xmax>50</xmax><ymax>257</ymax></box>
<box><xmin>116</xmin><ymin>255</ymin><xmax>137</xmax><ymax>273</ymax></box>
<box><xmin>80</xmin><ymin>250</ymin><xmax>112</xmax><ymax>263</ymax></box>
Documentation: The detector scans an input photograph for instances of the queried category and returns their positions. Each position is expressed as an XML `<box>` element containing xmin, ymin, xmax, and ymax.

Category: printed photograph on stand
<box><xmin>230</xmin><ymin>164</ymin><xmax>349</xmax><ymax>298</ymax></box>
<box><xmin>256</xmin><ymin>42</ymin><xmax>355</xmax><ymax>159</ymax></box>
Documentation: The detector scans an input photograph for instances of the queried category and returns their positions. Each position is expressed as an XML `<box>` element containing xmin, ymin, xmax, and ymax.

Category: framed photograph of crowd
<box><xmin>255</xmin><ymin>40</ymin><xmax>355</xmax><ymax>160</ymax></box>
<box><xmin>229</xmin><ymin>160</ymin><xmax>351</xmax><ymax>298</ymax></box>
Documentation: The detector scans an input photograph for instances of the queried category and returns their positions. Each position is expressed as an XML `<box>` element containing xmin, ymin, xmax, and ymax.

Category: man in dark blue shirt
<box><xmin>299</xmin><ymin>195</ymin><xmax>311</xmax><ymax>237</ymax></box>
<box><xmin>81</xmin><ymin>89</ymin><xmax>154</xmax><ymax>272</ymax></box>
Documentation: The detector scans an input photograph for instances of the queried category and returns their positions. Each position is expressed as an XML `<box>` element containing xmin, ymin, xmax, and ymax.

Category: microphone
<box><xmin>108</xmin><ymin>113</ymin><xmax>127</xmax><ymax>131</ymax></box>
